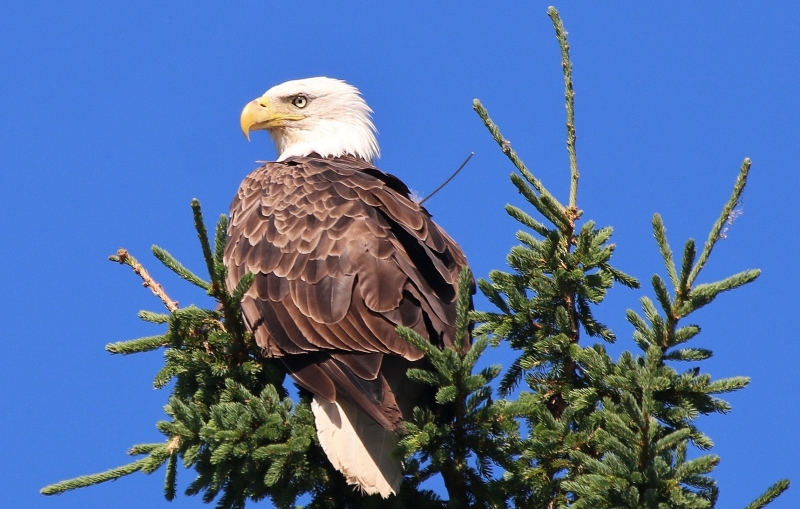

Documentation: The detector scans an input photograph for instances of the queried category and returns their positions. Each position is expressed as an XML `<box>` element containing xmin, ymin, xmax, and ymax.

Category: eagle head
<box><xmin>240</xmin><ymin>77</ymin><xmax>379</xmax><ymax>163</ymax></box>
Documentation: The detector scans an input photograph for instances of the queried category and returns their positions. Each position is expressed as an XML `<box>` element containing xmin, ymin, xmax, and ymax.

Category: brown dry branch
<box><xmin>109</xmin><ymin>248</ymin><xmax>179</xmax><ymax>312</ymax></box>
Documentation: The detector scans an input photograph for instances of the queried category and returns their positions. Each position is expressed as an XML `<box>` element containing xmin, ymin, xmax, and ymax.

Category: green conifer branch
<box><xmin>191</xmin><ymin>198</ymin><xmax>218</xmax><ymax>288</ymax></box>
<box><xmin>505</xmin><ymin>204</ymin><xmax>551</xmax><ymax>237</ymax></box>
<box><xmin>594</xmin><ymin>159</ymin><xmax>781</xmax><ymax>508</ymax></box>
<box><xmin>152</xmin><ymin>245</ymin><xmax>210</xmax><ymax>290</ymax></box>
<box><xmin>685</xmin><ymin>269</ymin><xmax>760</xmax><ymax>315</ymax></box>
<box><xmin>40</xmin><ymin>457</ymin><xmax>152</xmax><ymax>495</ymax></box>
<box><xmin>164</xmin><ymin>452</ymin><xmax>178</xmax><ymax>501</ymax></box>
<box><xmin>651</xmin><ymin>274</ymin><xmax>674</xmax><ymax>319</ymax></box>
<box><xmin>679</xmin><ymin>239</ymin><xmax>697</xmax><ymax>296</ymax></box>
<box><xmin>44</xmin><ymin>202</ymin><xmax>314</xmax><ymax>508</ymax></box>
<box><xmin>471</xmin><ymin>21</ymin><xmax>779</xmax><ymax>505</ymax></box>
<box><xmin>547</xmin><ymin>6</ymin><xmax>580</xmax><ymax>212</ymax></box>
<box><xmin>139</xmin><ymin>310</ymin><xmax>170</xmax><ymax>323</ymax></box>
<box><xmin>397</xmin><ymin>269</ymin><xmax>515</xmax><ymax>508</ymax></box>
<box><xmin>663</xmin><ymin>347</ymin><xmax>712</xmax><ymax>362</ymax></box>
<box><xmin>128</xmin><ymin>443</ymin><xmax>164</xmax><ymax>455</ymax></box>
<box><xmin>454</xmin><ymin>268</ymin><xmax>473</xmax><ymax>350</ymax></box>
<box><xmin>688</xmin><ymin>158</ymin><xmax>750</xmax><ymax>287</ymax></box>
<box><xmin>743</xmin><ymin>479</ymin><xmax>791</xmax><ymax>509</ymax></box>
<box><xmin>472</xmin><ymin>99</ymin><xmax>566</xmax><ymax>213</ymax></box>
<box><xmin>106</xmin><ymin>334</ymin><xmax>168</xmax><ymax>354</ymax></box>
<box><xmin>652</xmin><ymin>214</ymin><xmax>679</xmax><ymax>288</ymax></box>
<box><xmin>602</xmin><ymin>263</ymin><xmax>641</xmax><ymax>289</ymax></box>
<box><xmin>214</xmin><ymin>214</ymin><xmax>228</xmax><ymax>266</ymax></box>
<box><xmin>509</xmin><ymin>169</ymin><xmax>569</xmax><ymax>229</ymax></box>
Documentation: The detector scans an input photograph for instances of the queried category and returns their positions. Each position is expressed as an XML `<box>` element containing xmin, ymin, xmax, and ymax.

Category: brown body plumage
<box><xmin>225</xmin><ymin>154</ymin><xmax>468</xmax><ymax>430</ymax></box>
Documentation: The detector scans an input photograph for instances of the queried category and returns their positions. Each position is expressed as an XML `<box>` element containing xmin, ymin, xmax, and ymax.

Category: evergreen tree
<box><xmin>42</xmin><ymin>7</ymin><xmax>788</xmax><ymax>509</ymax></box>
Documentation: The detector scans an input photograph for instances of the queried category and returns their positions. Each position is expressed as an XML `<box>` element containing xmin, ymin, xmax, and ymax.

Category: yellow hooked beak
<box><xmin>240</xmin><ymin>96</ymin><xmax>305</xmax><ymax>141</ymax></box>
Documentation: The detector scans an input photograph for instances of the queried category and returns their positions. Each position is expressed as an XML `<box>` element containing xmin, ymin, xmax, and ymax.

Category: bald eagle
<box><xmin>225</xmin><ymin>77</ymin><xmax>469</xmax><ymax>497</ymax></box>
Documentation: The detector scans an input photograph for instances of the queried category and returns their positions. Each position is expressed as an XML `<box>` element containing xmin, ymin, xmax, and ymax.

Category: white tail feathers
<box><xmin>311</xmin><ymin>397</ymin><xmax>402</xmax><ymax>498</ymax></box>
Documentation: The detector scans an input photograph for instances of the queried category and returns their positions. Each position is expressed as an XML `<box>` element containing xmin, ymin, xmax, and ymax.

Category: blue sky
<box><xmin>2</xmin><ymin>2</ymin><xmax>799</xmax><ymax>508</ymax></box>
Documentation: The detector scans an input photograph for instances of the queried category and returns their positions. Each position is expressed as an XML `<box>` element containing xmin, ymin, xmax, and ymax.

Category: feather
<box><xmin>311</xmin><ymin>397</ymin><xmax>402</xmax><ymax>498</ymax></box>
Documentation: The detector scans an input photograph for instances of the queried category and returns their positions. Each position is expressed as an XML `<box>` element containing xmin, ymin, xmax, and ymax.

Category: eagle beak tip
<box><xmin>241</xmin><ymin>98</ymin><xmax>262</xmax><ymax>142</ymax></box>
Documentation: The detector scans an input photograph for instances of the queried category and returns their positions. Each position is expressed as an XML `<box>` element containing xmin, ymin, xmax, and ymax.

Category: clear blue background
<box><xmin>2</xmin><ymin>2</ymin><xmax>797</xmax><ymax>508</ymax></box>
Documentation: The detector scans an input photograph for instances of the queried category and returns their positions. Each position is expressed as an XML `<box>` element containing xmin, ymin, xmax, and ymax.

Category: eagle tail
<box><xmin>311</xmin><ymin>397</ymin><xmax>402</xmax><ymax>498</ymax></box>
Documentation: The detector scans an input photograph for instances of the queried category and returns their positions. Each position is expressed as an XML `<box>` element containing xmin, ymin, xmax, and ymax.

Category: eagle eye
<box><xmin>292</xmin><ymin>95</ymin><xmax>308</xmax><ymax>108</ymax></box>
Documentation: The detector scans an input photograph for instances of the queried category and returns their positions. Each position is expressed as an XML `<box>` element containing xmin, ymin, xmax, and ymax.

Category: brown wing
<box><xmin>224</xmin><ymin>155</ymin><xmax>470</xmax><ymax>430</ymax></box>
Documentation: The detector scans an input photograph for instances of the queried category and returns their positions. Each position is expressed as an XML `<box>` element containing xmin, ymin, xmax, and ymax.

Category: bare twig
<box><xmin>110</xmin><ymin>248</ymin><xmax>179</xmax><ymax>312</ymax></box>
<box><xmin>420</xmin><ymin>152</ymin><xmax>474</xmax><ymax>205</ymax></box>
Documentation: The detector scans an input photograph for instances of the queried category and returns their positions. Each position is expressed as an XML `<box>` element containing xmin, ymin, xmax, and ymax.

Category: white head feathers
<box><xmin>241</xmin><ymin>77</ymin><xmax>380</xmax><ymax>163</ymax></box>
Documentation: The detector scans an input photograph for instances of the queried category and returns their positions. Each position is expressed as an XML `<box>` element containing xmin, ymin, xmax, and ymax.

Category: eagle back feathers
<box><xmin>224</xmin><ymin>155</ymin><xmax>471</xmax><ymax>491</ymax></box>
